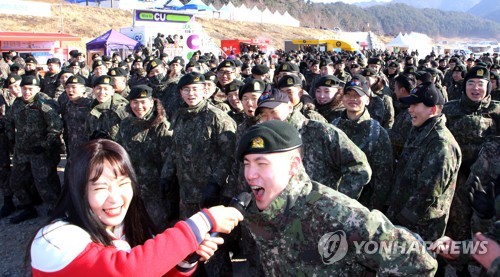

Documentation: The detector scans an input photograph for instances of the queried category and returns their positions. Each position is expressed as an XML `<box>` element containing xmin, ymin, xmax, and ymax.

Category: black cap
<box><xmin>238</xmin><ymin>79</ymin><xmax>265</xmax><ymax>99</ymax></box>
<box><xmin>169</xmin><ymin>56</ymin><xmax>184</xmax><ymax>66</ymax></box>
<box><xmin>4</xmin><ymin>74</ymin><xmax>21</xmax><ymax>88</ymax></box>
<box><xmin>252</xmin><ymin>64</ymin><xmax>269</xmax><ymax>75</ymax></box>
<box><xmin>315</xmin><ymin>75</ymin><xmax>342</xmax><ymax>88</ymax></box>
<box><xmin>320</xmin><ymin>58</ymin><xmax>333</xmax><ymax>67</ymax></box>
<box><xmin>147</xmin><ymin>59</ymin><xmax>163</xmax><ymax>74</ymax></box>
<box><xmin>92</xmin><ymin>75</ymin><xmax>115</xmax><ymax>87</ymax></box>
<box><xmin>277</xmin><ymin>75</ymin><xmax>302</xmax><ymax>88</ymax></box>
<box><xmin>388</xmin><ymin>61</ymin><xmax>399</xmax><ymax>68</ymax></box>
<box><xmin>416</xmin><ymin>71</ymin><xmax>432</xmax><ymax>83</ymax></box>
<box><xmin>69</xmin><ymin>61</ymin><xmax>80</xmax><ymax>67</ymax></box>
<box><xmin>279</xmin><ymin>62</ymin><xmax>299</xmax><ymax>73</ymax></box>
<box><xmin>47</xmin><ymin>58</ymin><xmax>61</xmax><ymax>65</ymax></box>
<box><xmin>185</xmin><ymin>60</ymin><xmax>200</xmax><ymax>70</ymax></box>
<box><xmin>108</xmin><ymin>67</ymin><xmax>128</xmax><ymax>77</ymax></box>
<box><xmin>236</xmin><ymin>120</ymin><xmax>302</xmax><ymax>161</ymax></box>
<box><xmin>490</xmin><ymin>71</ymin><xmax>499</xmax><ymax>81</ymax></box>
<box><xmin>368</xmin><ymin>57</ymin><xmax>382</xmax><ymax>65</ymax></box>
<box><xmin>344</xmin><ymin>82</ymin><xmax>370</xmax><ymax>97</ymax></box>
<box><xmin>65</xmin><ymin>75</ymin><xmax>86</xmax><ymax>86</ymax></box>
<box><xmin>464</xmin><ymin>66</ymin><xmax>490</xmax><ymax>82</ymax></box>
<box><xmin>256</xmin><ymin>90</ymin><xmax>289</xmax><ymax>115</ymax></box>
<box><xmin>217</xmin><ymin>60</ymin><xmax>236</xmax><ymax>71</ymax></box>
<box><xmin>361</xmin><ymin>67</ymin><xmax>377</xmax><ymax>77</ymax></box>
<box><xmin>399</xmin><ymin>82</ymin><xmax>444</xmax><ymax>107</ymax></box>
<box><xmin>453</xmin><ymin>64</ymin><xmax>467</xmax><ymax>73</ymax></box>
<box><xmin>204</xmin><ymin>71</ymin><xmax>218</xmax><ymax>83</ymax></box>
<box><xmin>403</xmin><ymin>66</ymin><xmax>418</xmax><ymax>75</ymax></box>
<box><xmin>92</xmin><ymin>60</ymin><xmax>106</xmax><ymax>71</ymax></box>
<box><xmin>25</xmin><ymin>57</ymin><xmax>37</xmax><ymax>64</ymax></box>
<box><xmin>133</xmin><ymin>57</ymin><xmax>143</xmax><ymax>64</ymax></box>
<box><xmin>177</xmin><ymin>72</ymin><xmax>205</xmax><ymax>89</ymax></box>
<box><xmin>10</xmin><ymin>63</ymin><xmax>20</xmax><ymax>71</ymax></box>
<box><xmin>129</xmin><ymin>85</ymin><xmax>153</xmax><ymax>100</ymax></box>
<box><xmin>101</xmin><ymin>55</ymin><xmax>112</xmax><ymax>62</ymax></box>
<box><xmin>224</xmin><ymin>79</ymin><xmax>244</xmax><ymax>93</ymax></box>
<box><xmin>20</xmin><ymin>75</ymin><xmax>40</xmax><ymax>87</ymax></box>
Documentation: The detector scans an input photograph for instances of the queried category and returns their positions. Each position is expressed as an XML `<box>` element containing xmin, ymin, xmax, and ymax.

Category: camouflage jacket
<box><xmin>446</xmin><ymin>79</ymin><xmax>463</xmax><ymax>102</ymax></box>
<box><xmin>492</xmin><ymin>88</ymin><xmax>500</xmax><ymax>102</ymax></box>
<box><xmin>42</xmin><ymin>72</ymin><xmax>59</xmax><ymax>99</ymax></box>
<box><xmin>388</xmin><ymin>115</ymin><xmax>462</xmax><ymax>241</ymax></box>
<box><xmin>0</xmin><ymin>89</ymin><xmax>17</xmax><ymax>133</ymax></box>
<box><xmin>369</xmin><ymin>91</ymin><xmax>395</xmax><ymax>130</ymax></box>
<box><xmin>245</xmin><ymin>167</ymin><xmax>437</xmax><ymax>276</ymax></box>
<box><xmin>161</xmin><ymin>100</ymin><xmax>236</xmax><ymax>204</ymax></box>
<box><xmin>388</xmin><ymin>104</ymin><xmax>413</xmax><ymax>159</ymax></box>
<box><xmin>315</xmin><ymin>101</ymin><xmax>345</xmax><ymax>123</ymax></box>
<box><xmin>60</xmin><ymin>95</ymin><xmax>92</xmax><ymax>157</ymax></box>
<box><xmin>117</xmin><ymin>99</ymin><xmax>171</xmax><ymax>189</ymax></box>
<box><xmin>6</xmin><ymin>92</ymin><xmax>62</xmax><ymax>162</ymax></box>
<box><xmin>442</xmin><ymin>95</ymin><xmax>500</xmax><ymax>169</ymax></box>
<box><xmin>289</xmin><ymin>109</ymin><xmax>372</xmax><ymax>199</ymax></box>
<box><xmin>294</xmin><ymin>101</ymin><xmax>328</xmax><ymax>123</ymax></box>
<box><xmin>85</xmin><ymin>93</ymin><xmax>129</xmax><ymax>141</ymax></box>
<box><xmin>153</xmin><ymin>76</ymin><xmax>184</xmax><ymax>119</ymax></box>
<box><xmin>332</xmin><ymin>109</ymin><xmax>394</xmax><ymax>210</ymax></box>
<box><xmin>227</xmin><ymin>109</ymin><xmax>245</xmax><ymax>125</ymax></box>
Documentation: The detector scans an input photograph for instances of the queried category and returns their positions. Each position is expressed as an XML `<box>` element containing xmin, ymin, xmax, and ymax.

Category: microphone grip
<box><xmin>185</xmin><ymin>232</ymin><xmax>220</xmax><ymax>263</ymax></box>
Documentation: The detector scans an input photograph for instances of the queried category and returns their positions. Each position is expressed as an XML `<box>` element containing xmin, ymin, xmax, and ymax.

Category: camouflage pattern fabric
<box><xmin>369</xmin><ymin>91</ymin><xmax>395</xmax><ymax>130</ymax></box>
<box><xmin>153</xmin><ymin>77</ymin><xmax>185</xmax><ymax>119</ymax></box>
<box><xmin>446</xmin><ymin>79</ymin><xmax>463</xmax><ymax>102</ymax></box>
<box><xmin>85</xmin><ymin>93</ymin><xmax>129</xmax><ymax>141</ymax></box>
<box><xmin>294</xmin><ymin>101</ymin><xmax>327</xmax><ymax>123</ymax></box>
<box><xmin>41</xmin><ymin>72</ymin><xmax>59</xmax><ymax>99</ymax></box>
<box><xmin>244</xmin><ymin>166</ymin><xmax>437</xmax><ymax>276</ymax></box>
<box><xmin>388</xmin><ymin>104</ymin><xmax>413</xmax><ymax>159</ymax></box>
<box><xmin>315</xmin><ymin>101</ymin><xmax>345</xmax><ymax>123</ymax></box>
<box><xmin>388</xmin><ymin>115</ymin><xmax>462</xmax><ymax>241</ymax></box>
<box><xmin>60</xmin><ymin>95</ymin><xmax>92</xmax><ymax>158</ymax></box>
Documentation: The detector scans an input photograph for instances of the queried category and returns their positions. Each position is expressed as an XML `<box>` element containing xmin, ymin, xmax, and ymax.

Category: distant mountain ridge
<box><xmin>468</xmin><ymin>0</ymin><xmax>500</xmax><ymax>23</ymax></box>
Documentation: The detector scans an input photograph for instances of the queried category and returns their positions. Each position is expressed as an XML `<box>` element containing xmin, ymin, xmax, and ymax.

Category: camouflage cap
<box><xmin>129</xmin><ymin>85</ymin><xmax>153</xmax><ymax>100</ymax></box>
<box><xmin>255</xmin><ymin>90</ymin><xmax>290</xmax><ymax>115</ymax></box>
<box><xmin>177</xmin><ymin>72</ymin><xmax>205</xmax><ymax>89</ymax></box>
<box><xmin>236</xmin><ymin>120</ymin><xmax>302</xmax><ymax>161</ymax></box>
<box><xmin>20</xmin><ymin>75</ymin><xmax>40</xmax><ymax>87</ymax></box>
<box><xmin>92</xmin><ymin>75</ymin><xmax>115</xmax><ymax>87</ymax></box>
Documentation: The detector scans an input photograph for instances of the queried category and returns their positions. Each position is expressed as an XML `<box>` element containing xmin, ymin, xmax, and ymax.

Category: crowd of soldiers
<box><xmin>0</xmin><ymin>46</ymin><xmax>499</xmax><ymax>276</ymax></box>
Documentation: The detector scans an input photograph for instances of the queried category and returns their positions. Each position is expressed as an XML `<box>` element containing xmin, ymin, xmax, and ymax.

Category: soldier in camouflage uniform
<box><xmin>491</xmin><ymin>71</ymin><xmax>500</xmax><ymax>102</ymax></box>
<box><xmin>85</xmin><ymin>75</ymin><xmax>129</xmax><ymax>141</ymax></box>
<box><xmin>333</xmin><ymin>59</ymin><xmax>352</xmax><ymax>83</ymax></box>
<box><xmin>42</xmin><ymin>58</ymin><xmax>61</xmax><ymax>99</ymax></box>
<box><xmin>224</xmin><ymin>80</ymin><xmax>245</xmax><ymax>125</ymax></box>
<box><xmin>6</xmin><ymin>75</ymin><xmax>63</xmax><ymax>224</ymax></box>
<box><xmin>314</xmin><ymin>75</ymin><xmax>345</xmax><ymax>122</ymax></box>
<box><xmin>117</xmin><ymin>85</ymin><xmax>172</xmax><ymax>231</ymax></box>
<box><xmin>333</xmin><ymin>83</ymin><xmax>394</xmax><ymax>211</ymax></box>
<box><xmin>59</xmin><ymin>75</ymin><xmax>92</xmax><ymax>160</ymax></box>
<box><xmin>276</xmin><ymin>75</ymin><xmax>327</xmax><ymax>123</ymax></box>
<box><xmin>362</xmin><ymin>68</ymin><xmax>395</xmax><ymax>129</ymax></box>
<box><xmin>446</xmin><ymin>64</ymin><xmax>466</xmax><ymax>101</ymax></box>
<box><xmin>443</xmin><ymin>67</ymin><xmax>500</xmax><ymax>245</ymax></box>
<box><xmin>443</xmin><ymin>57</ymin><xmax>460</xmax><ymax>88</ymax></box>
<box><xmin>204</xmin><ymin>71</ymin><xmax>231</xmax><ymax>112</ymax></box>
<box><xmin>308</xmin><ymin>58</ymin><xmax>335</xmax><ymax>97</ymax></box>
<box><xmin>238</xmin><ymin>120</ymin><xmax>438</xmax><ymax>276</ymax></box>
<box><xmin>0</xmin><ymin>74</ymin><xmax>22</xmax><ymax>218</ymax></box>
<box><xmin>256</xmin><ymin>90</ymin><xmax>371</xmax><ymax>199</ymax></box>
<box><xmin>108</xmin><ymin>67</ymin><xmax>130</xmax><ymax>99</ymax></box>
<box><xmin>389</xmin><ymin>75</ymin><xmax>415</xmax><ymax>159</ymax></box>
<box><xmin>160</xmin><ymin>72</ymin><xmax>236</xmax><ymax>276</ymax></box>
<box><xmin>150</xmin><ymin>58</ymin><xmax>185</xmax><ymax>118</ymax></box>
<box><xmin>387</xmin><ymin>82</ymin><xmax>461</xmax><ymax>242</ymax></box>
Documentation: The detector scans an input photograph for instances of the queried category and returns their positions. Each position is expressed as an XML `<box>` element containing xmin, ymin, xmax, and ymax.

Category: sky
<box><xmin>309</xmin><ymin>0</ymin><xmax>392</xmax><ymax>3</ymax></box>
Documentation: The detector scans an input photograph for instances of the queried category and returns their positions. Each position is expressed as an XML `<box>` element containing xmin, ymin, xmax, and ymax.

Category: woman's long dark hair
<box><xmin>41</xmin><ymin>139</ymin><xmax>157</xmax><ymax>247</ymax></box>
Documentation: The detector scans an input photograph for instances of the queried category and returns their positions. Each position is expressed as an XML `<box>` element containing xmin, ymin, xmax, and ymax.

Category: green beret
<box><xmin>368</xmin><ymin>57</ymin><xmax>382</xmax><ymax>65</ymax></box>
<box><xmin>25</xmin><ymin>57</ymin><xmax>37</xmax><ymax>64</ymax></box>
<box><xmin>186</xmin><ymin>61</ymin><xmax>200</xmax><ymax>70</ymax></box>
<box><xmin>65</xmin><ymin>75</ymin><xmax>86</xmax><ymax>86</ymax></box>
<box><xmin>108</xmin><ymin>67</ymin><xmax>128</xmax><ymax>77</ymax></box>
<box><xmin>169</xmin><ymin>56</ymin><xmax>184</xmax><ymax>66</ymax></box>
<box><xmin>92</xmin><ymin>75</ymin><xmax>115</xmax><ymax>87</ymax></box>
<box><xmin>279</xmin><ymin>62</ymin><xmax>299</xmax><ymax>73</ymax></box>
<box><xmin>251</xmin><ymin>64</ymin><xmax>269</xmax><ymax>75</ymax></box>
<box><xmin>129</xmin><ymin>85</ymin><xmax>153</xmax><ymax>100</ymax></box>
<box><xmin>236</xmin><ymin>120</ymin><xmax>302</xmax><ymax>161</ymax></box>
<box><xmin>238</xmin><ymin>79</ymin><xmax>264</xmax><ymax>99</ymax></box>
<box><xmin>20</xmin><ymin>75</ymin><xmax>40</xmax><ymax>87</ymax></box>
<box><xmin>320</xmin><ymin>58</ymin><xmax>333</xmax><ymax>67</ymax></box>
<box><xmin>361</xmin><ymin>67</ymin><xmax>377</xmax><ymax>77</ymax></box>
<box><xmin>277</xmin><ymin>75</ymin><xmax>301</xmax><ymax>88</ymax></box>
<box><xmin>178</xmin><ymin>72</ymin><xmax>205</xmax><ymax>89</ymax></box>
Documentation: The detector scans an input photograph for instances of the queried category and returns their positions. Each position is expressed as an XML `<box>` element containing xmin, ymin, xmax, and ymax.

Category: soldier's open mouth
<box><xmin>250</xmin><ymin>185</ymin><xmax>265</xmax><ymax>199</ymax></box>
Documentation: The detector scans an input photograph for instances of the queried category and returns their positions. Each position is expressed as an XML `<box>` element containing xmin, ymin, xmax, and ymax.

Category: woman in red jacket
<box><xmin>30</xmin><ymin>139</ymin><xmax>243</xmax><ymax>276</ymax></box>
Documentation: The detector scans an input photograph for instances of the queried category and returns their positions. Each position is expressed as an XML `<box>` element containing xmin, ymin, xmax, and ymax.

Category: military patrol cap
<box><xmin>128</xmin><ymin>85</ymin><xmax>153</xmax><ymax>100</ymax></box>
<box><xmin>4</xmin><ymin>74</ymin><xmax>21</xmax><ymax>88</ymax></box>
<box><xmin>177</xmin><ymin>72</ymin><xmax>205</xmax><ymax>89</ymax></box>
<box><xmin>25</xmin><ymin>57</ymin><xmax>37</xmax><ymax>64</ymax></box>
<box><xmin>344</xmin><ymin>80</ymin><xmax>370</xmax><ymax>97</ymax></box>
<box><xmin>224</xmin><ymin>79</ymin><xmax>244</xmax><ymax>93</ymax></box>
<box><xmin>238</xmin><ymin>79</ymin><xmax>265</xmax><ymax>99</ymax></box>
<box><xmin>277</xmin><ymin>75</ymin><xmax>302</xmax><ymax>88</ymax></box>
<box><xmin>464</xmin><ymin>66</ymin><xmax>490</xmax><ymax>82</ymax></box>
<box><xmin>92</xmin><ymin>75</ymin><xmax>115</xmax><ymax>87</ymax></box>
<box><xmin>399</xmin><ymin>82</ymin><xmax>444</xmax><ymax>107</ymax></box>
<box><xmin>252</xmin><ymin>64</ymin><xmax>269</xmax><ymax>75</ymax></box>
<box><xmin>368</xmin><ymin>57</ymin><xmax>382</xmax><ymax>65</ymax></box>
<box><xmin>147</xmin><ymin>59</ymin><xmax>163</xmax><ymax>74</ymax></box>
<box><xmin>169</xmin><ymin>56</ymin><xmax>184</xmax><ymax>66</ymax></box>
<box><xmin>361</xmin><ymin>67</ymin><xmax>378</xmax><ymax>77</ymax></box>
<box><xmin>320</xmin><ymin>58</ymin><xmax>333</xmax><ymax>67</ymax></box>
<box><xmin>185</xmin><ymin>60</ymin><xmax>200</xmax><ymax>70</ymax></box>
<box><xmin>236</xmin><ymin>120</ymin><xmax>302</xmax><ymax>161</ymax></box>
<box><xmin>204</xmin><ymin>71</ymin><xmax>218</xmax><ymax>83</ymax></box>
<box><xmin>255</xmin><ymin>90</ymin><xmax>289</xmax><ymax>114</ymax></box>
<box><xmin>279</xmin><ymin>62</ymin><xmax>299</xmax><ymax>73</ymax></box>
<box><xmin>217</xmin><ymin>59</ymin><xmax>236</xmax><ymax>71</ymax></box>
<box><xmin>316</xmin><ymin>75</ymin><xmax>342</xmax><ymax>88</ymax></box>
<box><xmin>92</xmin><ymin>60</ymin><xmax>106</xmax><ymax>71</ymax></box>
<box><xmin>20</xmin><ymin>75</ymin><xmax>40</xmax><ymax>87</ymax></box>
<box><xmin>47</xmin><ymin>58</ymin><xmax>61</xmax><ymax>65</ymax></box>
<box><xmin>65</xmin><ymin>75</ymin><xmax>86</xmax><ymax>86</ymax></box>
<box><xmin>108</xmin><ymin>67</ymin><xmax>128</xmax><ymax>77</ymax></box>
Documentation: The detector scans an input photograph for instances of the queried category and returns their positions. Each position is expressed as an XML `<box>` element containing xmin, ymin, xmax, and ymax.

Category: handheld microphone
<box><xmin>186</xmin><ymin>192</ymin><xmax>252</xmax><ymax>263</ymax></box>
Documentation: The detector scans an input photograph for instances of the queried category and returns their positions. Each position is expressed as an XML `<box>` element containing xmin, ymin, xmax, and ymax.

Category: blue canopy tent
<box><xmin>86</xmin><ymin>29</ymin><xmax>139</xmax><ymax>57</ymax></box>
<box><xmin>176</xmin><ymin>0</ymin><xmax>215</xmax><ymax>11</ymax></box>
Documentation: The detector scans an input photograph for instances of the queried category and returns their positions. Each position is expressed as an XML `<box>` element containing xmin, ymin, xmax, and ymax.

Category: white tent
<box><xmin>248</xmin><ymin>6</ymin><xmax>262</xmax><ymax>23</ymax></box>
<box><xmin>283</xmin><ymin>11</ymin><xmax>300</xmax><ymax>27</ymax></box>
<box><xmin>261</xmin><ymin>7</ymin><xmax>273</xmax><ymax>24</ymax></box>
<box><xmin>218</xmin><ymin>2</ymin><xmax>236</xmax><ymax>19</ymax></box>
<box><xmin>234</xmin><ymin>3</ymin><xmax>249</xmax><ymax>19</ymax></box>
<box><xmin>386</xmin><ymin>33</ymin><xmax>411</xmax><ymax>48</ymax></box>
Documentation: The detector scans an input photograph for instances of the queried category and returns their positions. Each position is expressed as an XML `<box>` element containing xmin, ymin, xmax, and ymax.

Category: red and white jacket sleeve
<box><xmin>31</xmin><ymin>212</ymin><xmax>213</xmax><ymax>277</ymax></box>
